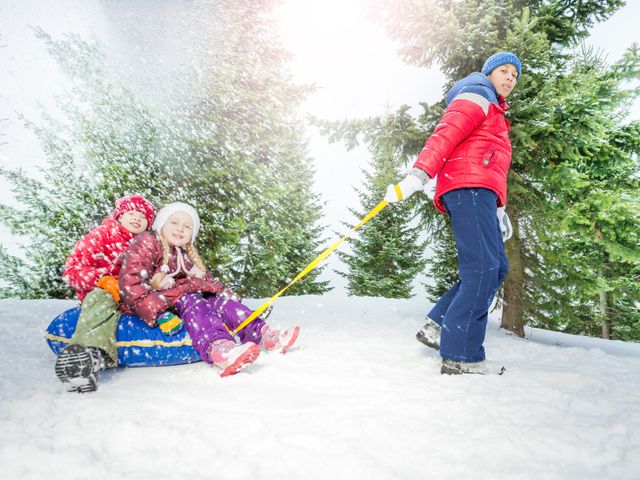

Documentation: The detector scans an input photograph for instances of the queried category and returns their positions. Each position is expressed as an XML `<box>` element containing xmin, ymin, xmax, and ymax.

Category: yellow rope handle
<box><xmin>231</xmin><ymin>199</ymin><xmax>389</xmax><ymax>335</ymax></box>
<box><xmin>394</xmin><ymin>184</ymin><xmax>403</xmax><ymax>201</ymax></box>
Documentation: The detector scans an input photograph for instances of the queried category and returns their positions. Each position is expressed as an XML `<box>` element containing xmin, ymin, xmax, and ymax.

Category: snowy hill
<box><xmin>1</xmin><ymin>293</ymin><xmax>639</xmax><ymax>480</ymax></box>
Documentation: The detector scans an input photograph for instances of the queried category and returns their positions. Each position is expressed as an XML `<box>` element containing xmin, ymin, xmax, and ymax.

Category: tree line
<box><xmin>1</xmin><ymin>0</ymin><xmax>638</xmax><ymax>341</ymax></box>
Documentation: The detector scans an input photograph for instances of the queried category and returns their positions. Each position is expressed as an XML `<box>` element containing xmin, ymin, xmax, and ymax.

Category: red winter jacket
<box><xmin>118</xmin><ymin>231</ymin><xmax>224</xmax><ymax>327</ymax></box>
<box><xmin>63</xmin><ymin>218</ymin><xmax>135</xmax><ymax>301</ymax></box>
<box><xmin>414</xmin><ymin>72</ymin><xmax>513</xmax><ymax>214</ymax></box>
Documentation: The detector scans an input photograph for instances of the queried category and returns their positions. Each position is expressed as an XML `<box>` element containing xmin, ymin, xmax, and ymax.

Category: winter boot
<box><xmin>416</xmin><ymin>317</ymin><xmax>441</xmax><ymax>351</ymax></box>
<box><xmin>259</xmin><ymin>325</ymin><xmax>300</xmax><ymax>354</ymax></box>
<box><xmin>441</xmin><ymin>359</ymin><xmax>505</xmax><ymax>376</ymax></box>
<box><xmin>209</xmin><ymin>340</ymin><xmax>260</xmax><ymax>377</ymax></box>
<box><xmin>55</xmin><ymin>344</ymin><xmax>107</xmax><ymax>393</ymax></box>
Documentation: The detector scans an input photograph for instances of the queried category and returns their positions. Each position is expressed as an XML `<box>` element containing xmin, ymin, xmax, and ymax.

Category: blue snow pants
<box><xmin>428</xmin><ymin>188</ymin><xmax>509</xmax><ymax>362</ymax></box>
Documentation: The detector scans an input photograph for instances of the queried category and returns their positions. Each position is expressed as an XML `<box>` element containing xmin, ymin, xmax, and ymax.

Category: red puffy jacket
<box><xmin>413</xmin><ymin>72</ymin><xmax>512</xmax><ymax>214</ymax></box>
<box><xmin>63</xmin><ymin>218</ymin><xmax>135</xmax><ymax>301</ymax></box>
<box><xmin>118</xmin><ymin>231</ymin><xmax>224</xmax><ymax>327</ymax></box>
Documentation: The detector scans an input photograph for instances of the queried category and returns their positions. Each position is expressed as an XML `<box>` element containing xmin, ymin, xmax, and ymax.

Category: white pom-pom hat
<box><xmin>152</xmin><ymin>202</ymin><xmax>200</xmax><ymax>243</ymax></box>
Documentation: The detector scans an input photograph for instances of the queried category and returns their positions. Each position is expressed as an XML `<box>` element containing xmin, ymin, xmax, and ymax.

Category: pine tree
<box><xmin>0</xmin><ymin>112</ymin><xmax>103</xmax><ymax>299</ymax></box>
<box><xmin>0</xmin><ymin>30</ymin><xmax>173</xmax><ymax>299</ymax></box>
<box><xmin>0</xmin><ymin>2</ymin><xmax>330</xmax><ymax>299</ymax></box>
<box><xmin>366</xmin><ymin>0</ymin><xmax>640</xmax><ymax>339</ymax></box>
<box><xmin>173</xmin><ymin>0</ymin><xmax>330</xmax><ymax>297</ymax></box>
<box><xmin>531</xmin><ymin>48</ymin><xmax>640</xmax><ymax>339</ymax></box>
<box><xmin>316</xmin><ymin>108</ymin><xmax>428</xmax><ymax>298</ymax></box>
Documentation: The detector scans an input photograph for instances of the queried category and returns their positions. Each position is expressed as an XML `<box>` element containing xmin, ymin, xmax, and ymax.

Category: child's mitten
<box><xmin>96</xmin><ymin>275</ymin><xmax>120</xmax><ymax>302</ymax></box>
<box><xmin>151</xmin><ymin>272</ymin><xmax>175</xmax><ymax>290</ymax></box>
<box><xmin>187</xmin><ymin>265</ymin><xmax>207</xmax><ymax>279</ymax></box>
<box><xmin>156</xmin><ymin>311</ymin><xmax>183</xmax><ymax>335</ymax></box>
<box><xmin>384</xmin><ymin>169</ymin><xmax>428</xmax><ymax>203</ymax></box>
<box><xmin>497</xmin><ymin>207</ymin><xmax>513</xmax><ymax>241</ymax></box>
<box><xmin>423</xmin><ymin>175</ymin><xmax>437</xmax><ymax>200</ymax></box>
<box><xmin>157</xmin><ymin>275</ymin><xmax>176</xmax><ymax>290</ymax></box>
<box><xmin>150</xmin><ymin>272</ymin><xmax>165</xmax><ymax>289</ymax></box>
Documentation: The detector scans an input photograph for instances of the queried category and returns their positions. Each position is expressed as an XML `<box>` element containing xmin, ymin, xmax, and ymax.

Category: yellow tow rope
<box><xmin>231</xmin><ymin>199</ymin><xmax>389</xmax><ymax>336</ymax></box>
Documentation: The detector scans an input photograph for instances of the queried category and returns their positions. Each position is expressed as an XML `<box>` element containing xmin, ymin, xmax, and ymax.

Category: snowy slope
<box><xmin>1</xmin><ymin>293</ymin><xmax>639</xmax><ymax>480</ymax></box>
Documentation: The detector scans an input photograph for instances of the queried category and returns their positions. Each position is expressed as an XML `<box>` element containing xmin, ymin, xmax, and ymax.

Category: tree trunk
<box><xmin>500</xmin><ymin>217</ymin><xmax>525</xmax><ymax>337</ymax></box>
<box><xmin>599</xmin><ymin>286</ymin><xmax>610</xmax><ymax>340</ymax></box>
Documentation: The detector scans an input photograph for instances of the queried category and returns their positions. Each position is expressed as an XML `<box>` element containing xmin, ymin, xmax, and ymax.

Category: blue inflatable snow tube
<box><xmin>44</xmin><ymin>307</ymin><xmax>201</xmax><ymax>367</ymax></box>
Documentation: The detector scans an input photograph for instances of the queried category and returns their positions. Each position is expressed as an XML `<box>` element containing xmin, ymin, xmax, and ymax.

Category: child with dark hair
<box><xmin>385</xmin><ymin>52</ymin><xmax>520</xmax><ymax>375</ymax></box>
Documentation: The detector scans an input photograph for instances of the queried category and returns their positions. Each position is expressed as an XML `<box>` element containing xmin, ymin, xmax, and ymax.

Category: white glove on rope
<box><xmin>384</xmin><ymin>171</ymin><xmax>428</xmax><ymax>203</ymax></box>
<box><xmin>497</xmin><ymin>206</ymin><xmax>513</xmax><ymax>241</ymax></box>
<box><xmin>423</xmin><ymin>175</ymin><xmax>437</xmax><ymax>200</ymax></box>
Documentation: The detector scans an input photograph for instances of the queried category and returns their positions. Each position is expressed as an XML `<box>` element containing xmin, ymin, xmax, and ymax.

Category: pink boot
<box><xmin>208</xmin><ymin>340</ymin><xmax>260</xmax><ymax>377</ymax></box>
<box><xmin>260</xmin><ymin>325</ymin><xmax>300</xmax><ymax>354</ymax></box>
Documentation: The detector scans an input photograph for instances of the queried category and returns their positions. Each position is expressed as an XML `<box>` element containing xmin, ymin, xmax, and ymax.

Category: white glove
<box><xmin>384</xmin><ymin>174</ymin><xmax>425</xmax><ymax>203</ymax></box>
<box><xmin>497</xmin><ymin>207</ymin><xmax>513</xmax><ymax>241</ymax></box>
<box><xmin>424</xmin><ymin>175</ymin><xmax>437</xmax><ymax>200</ymax></box>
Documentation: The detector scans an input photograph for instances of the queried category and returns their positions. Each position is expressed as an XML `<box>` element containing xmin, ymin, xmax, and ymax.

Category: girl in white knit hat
<box><xmin>119</xmin><ymin>202</ymin><xmax>299</xmax><ymax>377</ymax></box>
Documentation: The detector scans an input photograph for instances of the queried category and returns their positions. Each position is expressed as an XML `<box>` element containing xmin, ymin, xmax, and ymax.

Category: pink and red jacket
<box><xmin>63</xmin><ymin>217</ymin><xmax>136</xmax><ymax>301</ymax></box>
<box><xmin>414</xmin><ymin>72</ymin><xmax>513</xmax><ymax>214</ymax></box>
<box><xmin>118</xmin><ymin>231</ymin><xmax>224</xmax><ymax>327</ymax></box>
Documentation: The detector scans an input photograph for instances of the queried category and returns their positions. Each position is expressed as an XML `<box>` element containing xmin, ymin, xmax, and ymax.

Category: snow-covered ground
<box><xmin>1</xmin><ymin>292</ymin><xmax>639</xmax><ymax>480</ymax></box>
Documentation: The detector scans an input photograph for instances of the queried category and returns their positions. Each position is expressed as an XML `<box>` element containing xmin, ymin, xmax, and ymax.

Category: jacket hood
<box><xmin>445</xmin><ymin>72</ymin><xmax>499</xmax><ymax>107</ymax></box>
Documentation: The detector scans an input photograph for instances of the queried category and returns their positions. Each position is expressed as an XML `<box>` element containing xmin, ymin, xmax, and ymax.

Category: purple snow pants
<box><xmin>175</xmin><ymin>292</ymin><xmax>266</xmax><ymax>363</ymax></box>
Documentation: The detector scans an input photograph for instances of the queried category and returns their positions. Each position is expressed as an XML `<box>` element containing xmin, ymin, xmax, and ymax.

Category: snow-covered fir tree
<box><xmin>173</xmin><ymin>0</ymin><xmax>329</xmax><ymax>296</ymax></box>
<box><xmin>0</xmin><ymin>29</ymin><xmax>191</xmax><ymax>299</ymax></box>
<box><xmin>526</xmin><ymin>48</ymin><xmax>640</xmax><ymax>340</ymax></box>
<box><xmin>317</xmin><ymin>109</ymin><xmax>427</xmax><ymax>298</ymax></box>
<box><xmin>0</xmin><ymin>1</ymin><xmax>330</xmax><ymax>299</ymax></box>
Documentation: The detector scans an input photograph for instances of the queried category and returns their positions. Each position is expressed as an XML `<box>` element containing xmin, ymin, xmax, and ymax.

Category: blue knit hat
<box><xmin>482</xmin><ymin>52</ymin><xmax>521</xmax><ymax>78</ymax></box>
